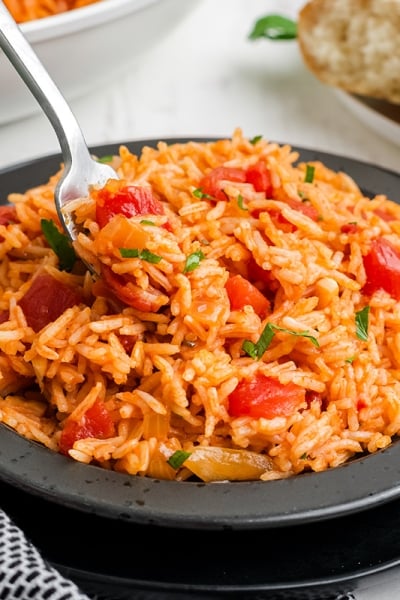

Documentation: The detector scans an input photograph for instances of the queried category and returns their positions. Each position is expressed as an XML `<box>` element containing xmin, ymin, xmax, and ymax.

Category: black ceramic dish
<box><xmin>2</xmin><ymin>476</ymin><xmax>400</xmax><ymax>599</ymax></box>
<box><xmin>1</xmin><ymin>139</ymin><xmax>400</xmax><ymax>532</ymax></box>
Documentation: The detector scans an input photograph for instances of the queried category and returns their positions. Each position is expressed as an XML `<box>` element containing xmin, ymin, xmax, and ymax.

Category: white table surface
<box><xmin>1</xmin><ymin>1</ymin><xmax>400</xmax><ymax>598</ymax></box>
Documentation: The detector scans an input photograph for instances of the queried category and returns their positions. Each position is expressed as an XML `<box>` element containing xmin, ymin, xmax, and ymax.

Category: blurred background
<box><xmin>1</xmin><ymin>0</ymin><xmax>400</xmax><ymax>173</ymax></box>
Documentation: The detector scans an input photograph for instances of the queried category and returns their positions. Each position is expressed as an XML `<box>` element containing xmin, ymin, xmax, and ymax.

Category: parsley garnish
<box><xmin>237</xmin><ymin>194</ymin><xmax>248</xmax><ymax>211</ymax></box>
<box><xmin>250</xmin><ymin>135</ymin><xmax>263</xmax><ymax>145</ymax></box>
<box><xmin>140</xmin><ymin>219</ymin><xmax>156</xmax><ymax>226</ymax></box>
<box><xmin>248</xmin><ymin>15</ymin><xmax>298</xmax><ymax>41</ymax></box>
<box><xmin>96</xmin><ymin>155</ymin><xmax>114</xmax><ymax>164</ymax></box>
<box><xmin>41</xmin><ymin>219</ymin><xmax>76</xmax><ymax>272</ymax></box>
<box><xmin>304</xmin><ymin>164</ymin><xmax>315</xmax><ymax>183</ymax></box>
<box><xmin>167</xmin><ymin>450</ymin><xmax>191</xmax><ymax>469</ymax></box>
<box><xmin>183</xmin><ymin>250</ymin><xmax>205</xmax><ymax>273</ymax></box>
<box><xmin>119</xmin><ymin>248</ymin><xmax>161</xmax><ymax>263</ymax></box>
<box><xmin>193</xmin><ymin>188</ymin><xmax>214</xmax><ymax>200</ymax></box>
<box><xmin>345</xmin><ymin>356</ymin><xmax>356</xmax><ymax>364</ymax></box>
<box><xmin>355</xmin><ymin>306</ymin><xmax>370</xmax><ymax>341</ymax></box>
<box><xmin>243</xmin><ymin>322</ymin><xmax>319</xmax><ymax>360</ymax></box>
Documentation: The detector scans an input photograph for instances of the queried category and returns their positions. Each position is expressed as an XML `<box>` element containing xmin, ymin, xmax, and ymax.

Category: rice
<box><xmin>1</xmin><ymin>127</ymin><xmax>400</xmax><ymax>482</ymax></box>
<box><xmin>4</xmin><ymin>0</ymin><xmax>100</xmax><ymax>23</ymax></box>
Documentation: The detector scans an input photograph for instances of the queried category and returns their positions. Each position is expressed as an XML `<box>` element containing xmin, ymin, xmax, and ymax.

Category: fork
<box><xmin>0</xmin><ymin>2</ymin><xmax>118</xmax><ymax>271</ymax></box>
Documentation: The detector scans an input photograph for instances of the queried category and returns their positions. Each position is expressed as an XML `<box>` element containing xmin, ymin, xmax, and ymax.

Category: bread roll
<box><xmin>297</xmin><ymin>0</ymin><xmax>400</xmax><ymax>104</ymax></box>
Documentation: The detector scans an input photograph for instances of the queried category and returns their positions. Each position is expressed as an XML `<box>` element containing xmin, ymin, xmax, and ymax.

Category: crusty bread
<box><xmin>297</xmin><ymin>0</ymin><xmax>400</xmax><ymax>104</ymax></box>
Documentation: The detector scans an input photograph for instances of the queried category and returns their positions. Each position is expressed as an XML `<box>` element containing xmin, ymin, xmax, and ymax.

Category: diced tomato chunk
<box><xmin>94</xmin><ymin>180</ymin><xmax>165</xmax><ymax>229</ymax></box>
<box><xmin>247</xmin><ymin>257</ymin><xmax>274</xmax><ymax>287</ymax></box>
<box><xmin>283</xmin><ymin>197</ymin><xmax>319</xmax><ymax>221</ymax></box>
<box><xmin>341</xmin><ymin>223</ymin><xmax>359</xmax><ymax>234</ymax></box>
<box><xmin>245</xmin><ymin>161</ymin><xmax>273</xmax><ymax>195</ymax></box>
<box><xmin>363</xmin><ymin>238</ymin><xmax>400</xmax><ymax>299</ymax></box>
<box><xmin>101</xmin><ymin>264</ymin><xmax>164</xmax><ymax>313</ymax></box>
<box><xmin>199</xmin><ymin>166</ymin><xmax>247</xmax><ymax>201</ymax></box>
<box><xmin>225</xmin><ymin>274</ymin><xmax>270</xmax><ymax>318</ymax></box>
<box><xmin>357</xmin><ymin>398</ymin><xmax>367</xmax><ymax>411</ymax></box>
<box><xmin>59</xmin><ymin>399</ymin><xmax>115</xmax><ymax>455</ymax></box>
<box><xmin>18</xmin><ymin>273</ymin><xmax>82</xmax><ymax>332</ymax></box>
<box><xmin>0</xmin><ymin>205</ymin><xmax>17</xmax><ymax>226</ymax></box>
<box><xmin>374</xmin><ymin>208</ymin><xmax>395</xmax><ymax>222</ymax></box>
<box><xmin>228</xmin><ymin>373</ymin><xmax>305</xmax><ymax>419</ymax></box>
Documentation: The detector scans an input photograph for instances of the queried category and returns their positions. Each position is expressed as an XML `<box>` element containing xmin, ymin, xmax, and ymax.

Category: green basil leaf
<box><xmin>355</xmin><ymin>306</ymin><xmax>370</xmax><ymax>341</ymax></box>
<box><xmin>41</xmin><ymin>219</ymin><xmax>76</xmax><ymax>272</ymax></box>
<box><xmin>248</xmin><ymin>15</ymin><xmax>298</xmax><ymax>41</ymax></box>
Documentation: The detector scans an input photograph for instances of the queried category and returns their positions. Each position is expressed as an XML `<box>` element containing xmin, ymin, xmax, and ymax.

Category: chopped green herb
<box><xmin>304</xmin><ymin>164</ymin><xmax>315</xmax><ymax>183</ymax></box>
<box><xmin>250</xmin><ymin>135</ymin><xmax>263</xmax><ymax>145</ymax></box>
<box><xmin>193</xmin><ymin>188</ymin><xmax>214</xmax><ymax>200</ymax></box>
<box><xmin>140</xmin><ymin>219</ymin><xmax>156</xmax><ymax>226</ymax></box>
<box><xmin>96</xmin><ymin>155</ymin><xmax>114</xmax><ymax>164</ymax></box>
<box><xmin>41</xmin><ymin>219</ymin><xmax>76</xmax><ymax>272</ymax></box>
<box><xmin>237</xmin><ymin>194</ymin><xmax>248</xmax><ymax>211</ymax></box>
<box><xmin>119</xmin><ymin>248</ymin><xmax>162</xmax><ymax>263</ymax></box>
<box><xmin>167</xmin><ymin>450</ymin><xmax>191</xmax><ymax>469</ymax></box>
<box><xmin>355</xmin><ymin>306</ymin><xmax>370</xmax><ymax>341</ymax></box>
<box><xmin>300</xmin><ymin>452</ymin><xmax>308</xmax><ymax>460</ymax></box>
<box><xmin>248</xmin><ymin>14</ymin><xmax>298</xmax><ymax>41</ymax></box>
<box><xmin>184</xmin><ymin>250</ymin><xmax>205</xmax><ymax>273</ymax></box>
<box><xmin>345</xmin><ymin>356</ymin><xmax>356</xmax><ymax>364</ymax></box>
<box><xmin>243</xmin><ymin>322</ymin><xmax>319</xmax><ymax>360</ymax></box>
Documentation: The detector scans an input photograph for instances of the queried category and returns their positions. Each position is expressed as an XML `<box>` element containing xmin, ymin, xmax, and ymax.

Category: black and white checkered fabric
<box><xmin>0</xmin><ymin>509</ymin><xmax>91</xmax><ymax>600</ymax></box>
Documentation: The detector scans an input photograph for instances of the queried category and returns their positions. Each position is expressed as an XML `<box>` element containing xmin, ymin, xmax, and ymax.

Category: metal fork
<box><xmin>0</xmin><ymin>2</ymin><xmax>118</xmax><ymax>271</ymax></box>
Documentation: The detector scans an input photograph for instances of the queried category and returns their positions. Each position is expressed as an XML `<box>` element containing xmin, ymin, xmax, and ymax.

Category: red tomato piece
<box><xmin>225</xmin><ymin>274</ymin><xmax>270</xmax><ymax>318</ymax></box>
<box><xmin>363</xmin><ymin>238</ymin><xmax>400</xmax><ymax>299</ymax></box>
<box><xmin>357</xmin><ymin>398</ymin><xmax>367</xmax><ymax>411</ymax></box>
<box><xmin>247</xmin><ymin>257</ymin><xmax>274</xmax><ymax>287</ymax></box>
<box><xmin>199</xmin><ymin>166</ymin><xmax>247</xmax><ymax>201</ymax></box>
<box><xmin>101</xmin><ymin>264</ymin><xmax>163</xmax><ymax>313</ymax></box>
<box><xmin>284</xmin><ymin>197</ymin><xmax>319</xmax><ymax>221</ymax></box>
<box><xmin>18</xmin><ymin>273</ymin><xmax>82</xmax><ymax>332</ymax></box>
<box><xmin>228</xmin><ymin>373</ymin><xmax>305</xmax><ymax>419</ymax></box>
<box><xmin>59</xmin><ymin>399</ymin><xmax>115</xmax><ymax>455</ymax></box>
<box><xmin>340</xmin><ymin>223</ymin><xmax>359</xmax><ymax>234</ymax></box>
<box><xmin>0</xmin><ymin>205</ymin><xmax>18</xmax><ymax>242</ymax></box>
<box><xmin>94</xmin><ymin>182</ymin><xmax>165</xmax><ymax>229</ymax></box>
<box><xmin>374</xmin><ymin>208</ymin><xmax>395</xmax><ymax>222</ymax></box>
<box><xmin>0</xmin><ymin>205</ymin><xmax>17</xmax><ymax>226</ymax></box>
<box><xmin>245</xmin><ymin>161</ymin><xmax>273</xmax><ymax>195</ymax></box>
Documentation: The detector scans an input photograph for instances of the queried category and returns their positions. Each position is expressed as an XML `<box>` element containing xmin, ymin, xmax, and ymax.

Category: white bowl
<box><xmin>0</xmin><ymin>0</ymin><xmax>201</xmax><ymax>125</ymax></box>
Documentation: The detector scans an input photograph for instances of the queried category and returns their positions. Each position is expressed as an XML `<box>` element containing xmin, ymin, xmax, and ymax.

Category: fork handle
<box><xmin>0</xmin><ymin>2</ymin><xmax>92</xmax><ymax>172</ymax></box>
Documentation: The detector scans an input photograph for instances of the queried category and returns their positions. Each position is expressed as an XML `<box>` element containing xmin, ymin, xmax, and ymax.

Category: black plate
<box><xmin>2</xmin><ymin>476</ymin><xmax>400</xmax><ymax>599</ymax></box>
<box><xmin>1</xmin><ymin>138</ymin><xmax>400</xmax><ymax>532</ymax></box>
